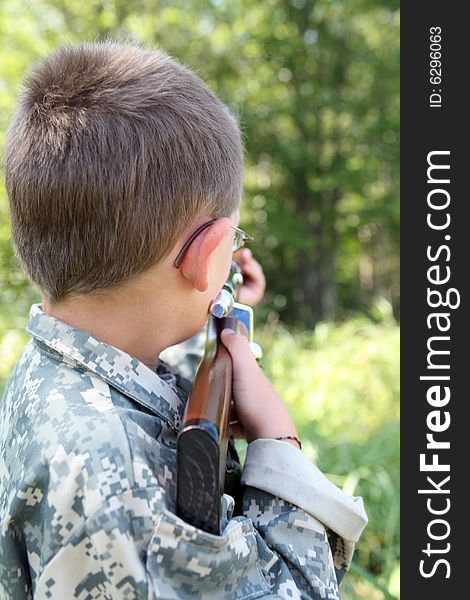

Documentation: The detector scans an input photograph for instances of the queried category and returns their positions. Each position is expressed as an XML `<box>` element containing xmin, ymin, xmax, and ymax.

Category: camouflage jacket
<box><xmin>0</xmin><ymin>304</ymin><xmax>367</xmax><ymax>599</ymax></box>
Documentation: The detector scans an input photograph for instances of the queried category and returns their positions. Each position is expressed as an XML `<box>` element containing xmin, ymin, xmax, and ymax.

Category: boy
<box><xmin>0</xmin><ymin>42</ymin><xmax>367</xmax><ymax>599</ymax></box>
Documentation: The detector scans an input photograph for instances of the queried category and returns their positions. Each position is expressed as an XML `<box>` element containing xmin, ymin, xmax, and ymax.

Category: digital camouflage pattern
<box><xmin>1</xmin><ymin>304</ymin><xmax>349</xmax><ymax>599</ymax></box>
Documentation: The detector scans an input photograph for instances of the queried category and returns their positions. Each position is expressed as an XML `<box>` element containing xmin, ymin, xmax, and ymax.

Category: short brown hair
<box><xmin>5</xmin><ymin>41</ymin><xmax>243</xmax><ymax>302</ymax></box>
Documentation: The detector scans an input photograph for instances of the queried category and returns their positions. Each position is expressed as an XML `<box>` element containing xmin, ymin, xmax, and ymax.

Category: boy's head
<box><xmin>5</xmin><ymin>41</ymin><xmax>243</xmax><ymax>304</ymax></box>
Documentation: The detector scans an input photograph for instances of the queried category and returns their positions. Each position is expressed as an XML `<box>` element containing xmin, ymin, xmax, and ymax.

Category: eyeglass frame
<box><xmin>173</xmin><ymin>218</ymin><xmax>253</xmax><ymax>269</ymax></box>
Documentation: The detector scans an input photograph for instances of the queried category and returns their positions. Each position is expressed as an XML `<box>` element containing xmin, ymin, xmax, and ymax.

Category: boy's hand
<box><xmin>221</xmin><ymin>328</ymin><xmax>299</xmax><ymax>447</ymax></box>
<box><xmin>234</xmin><ymin>249</ymin><xmax>266</xmax><ymax>306</ymax></box>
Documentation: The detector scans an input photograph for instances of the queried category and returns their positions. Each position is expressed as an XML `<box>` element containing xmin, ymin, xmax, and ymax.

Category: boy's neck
<box><xmin>41</xmin><ymin>270</ymin><xmax>207</xmax><ymax>372</ymax></box>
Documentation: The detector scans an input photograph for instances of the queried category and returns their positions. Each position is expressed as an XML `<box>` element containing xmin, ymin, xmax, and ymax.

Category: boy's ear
<box><xmin>179</xmin><ymin>218</ymin><xmax>231</xmax><ymax>292</ymax></box>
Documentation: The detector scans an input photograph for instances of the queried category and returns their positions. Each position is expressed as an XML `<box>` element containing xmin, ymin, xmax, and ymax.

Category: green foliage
<box><xmin>0</xmin><ymin>0</ymin><xmax>399</xmax><ymax>328</ymax></box>
<box><xmin>257</xmin><ymin>311</ymin><xmax>400</xmax><ymax>599</ymax></box>
<box><xmin>261</xmin><ymin>304</ymin><xmax>399</xmax><ymax>444</ymax></box>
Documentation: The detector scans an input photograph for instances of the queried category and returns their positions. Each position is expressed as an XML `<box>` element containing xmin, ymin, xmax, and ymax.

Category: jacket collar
<box><xmin>27</xmin><ymin>304</ymin><xmax>187</xmax><ymax>433</ymax></box>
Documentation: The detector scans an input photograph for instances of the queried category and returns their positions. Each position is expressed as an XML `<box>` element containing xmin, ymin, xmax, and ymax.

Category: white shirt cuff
<box><xmin>240</xmin><ymin>438</ymin><xmax>368</xmax><ymax>542</ymax></box>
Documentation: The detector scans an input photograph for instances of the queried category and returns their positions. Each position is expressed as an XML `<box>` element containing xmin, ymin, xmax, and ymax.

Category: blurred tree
<box><xmin>227</xmin><ymin>0</ymin><xmax>400</xmax><ymax>326</ymax></box>
<box><xmin>0</xmin><ymin>0</ymin><xmax>399</xmax><ymax>327</ymax></box>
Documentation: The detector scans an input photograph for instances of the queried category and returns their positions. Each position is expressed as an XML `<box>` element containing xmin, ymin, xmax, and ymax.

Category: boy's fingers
<box><xmin>241</xmin><ymin>258</ymin><xmax>265</xmax><ymax>286</ymax></box>
<box><xmin>241</xmin><ymin>259</ymin><xmax>261</xmax><ymax>278</ymax></box>
<box><xmin>220</xmin><ymin>329</ymin><xmax>257</xmax><ymax>370</ymax></box>
<box><xmin>220</xmin><ymin>328</ymin><xmax>248</xmax><ymax>349</ymax></box>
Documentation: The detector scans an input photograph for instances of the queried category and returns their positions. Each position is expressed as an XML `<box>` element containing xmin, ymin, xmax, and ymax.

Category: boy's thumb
<box><xmin>220</xmin><ymin>328</ymin><xmax>237</xmax><ymax>348</ymax></box>
<box><xmin>220</xmin><ymin>328</ymin><xmax>254</xmax><ymax>365</ymax></box>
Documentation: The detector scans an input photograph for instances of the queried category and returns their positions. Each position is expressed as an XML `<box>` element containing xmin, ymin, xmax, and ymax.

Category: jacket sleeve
<box><xmin>241</xmin><ymin>439</ymin><xmax>368</xmax><ymax>589</ymax></box>
<box><xmin>34</xmin><ymin>442</ymin><xmax>366</xmax><ymax>600</ymax></box>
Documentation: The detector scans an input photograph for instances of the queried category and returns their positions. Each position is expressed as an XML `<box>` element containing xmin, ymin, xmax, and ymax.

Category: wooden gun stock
<box><xmin>176</xmin><ymin>260</ymin><xmax>261</xmax><ymax>535</ymax></box>
<box><xmin>176</xmin><ymin>315</ymin><xmax>236</xmax><ymax>535</ymax></box>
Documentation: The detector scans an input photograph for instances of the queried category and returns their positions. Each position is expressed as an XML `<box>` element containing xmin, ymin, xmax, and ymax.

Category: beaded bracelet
<box><xmin>274</xmin><ymin>435</ymin><xmax>302</xmax><ymax>450</ymax></box>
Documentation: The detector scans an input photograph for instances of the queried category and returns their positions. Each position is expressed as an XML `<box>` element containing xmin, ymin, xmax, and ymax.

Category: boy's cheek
<box><xmin>191</xmin><ymin>289</ymin><xmax>214</xmax><ymax>328</ymax></box>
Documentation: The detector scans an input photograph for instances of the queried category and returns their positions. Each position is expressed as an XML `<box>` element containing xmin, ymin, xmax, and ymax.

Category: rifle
<box><xmin>176</xmin><ymin>262</ymin><xmax>261</xmax><ymax>535</ymax></box>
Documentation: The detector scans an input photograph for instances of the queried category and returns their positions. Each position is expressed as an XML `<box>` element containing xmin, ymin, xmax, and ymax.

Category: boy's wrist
<box><xmin>273</xmin><ymin>435</ymin><xmax>302</xmax><ymax>450</ymax></box>
<box><xmin>247</xmin><ymin>429</ymin><xmax>300</xmax><ymax>447</ymax></box>
<box><xmin>247</xmin><ymin>436</ymin><xmax>302</xmax><ymax>450</ymax></box>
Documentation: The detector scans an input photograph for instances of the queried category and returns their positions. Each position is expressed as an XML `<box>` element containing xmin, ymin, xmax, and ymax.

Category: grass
<box><xmin>253</xmin><ymin>309</ymin><xmax>400</xmax><ymax>599</ymax></box>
